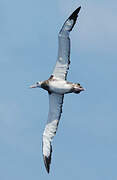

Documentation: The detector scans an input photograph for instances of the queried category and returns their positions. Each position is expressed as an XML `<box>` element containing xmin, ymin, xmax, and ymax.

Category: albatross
<box><xmin>30</xmin><ymin>6</ymin><xmax>85</xmax><ymax>173</ymax></box>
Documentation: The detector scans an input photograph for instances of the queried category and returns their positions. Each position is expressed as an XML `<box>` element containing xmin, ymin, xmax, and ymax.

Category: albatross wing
<box><xmin>52</xmin><ymin>6</ymin><xmax>81</xmax><ymax>80</ymax></box>
<box><xmin>42</xmin><ymin>93</ymin><xmax>64</xmax><ymax>173</ymax></box>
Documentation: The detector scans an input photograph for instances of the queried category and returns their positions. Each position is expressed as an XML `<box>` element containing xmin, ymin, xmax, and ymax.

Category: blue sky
<box><xmin>0</xmin><ymin>0</ymin><xmax>117</xmax><ymax>179</ymax></box>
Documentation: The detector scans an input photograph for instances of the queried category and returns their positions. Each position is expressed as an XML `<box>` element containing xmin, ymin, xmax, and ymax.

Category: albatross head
<box><xmin>30</xmin><ymin>81</ymin><xmax>42</xmax><ymax>88</ymax></box>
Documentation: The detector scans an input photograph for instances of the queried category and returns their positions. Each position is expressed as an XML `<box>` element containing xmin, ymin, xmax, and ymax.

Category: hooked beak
<box><xmin>29</xmin><ymin>84</ymin><xmax>37</xmax><ymax>88</ymax></box>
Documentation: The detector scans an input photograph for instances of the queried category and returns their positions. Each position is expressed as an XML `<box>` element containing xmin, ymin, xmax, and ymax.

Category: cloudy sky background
<box><xmin>0</xmin><ymin>0</ymin><xmax>117</xmax><ymax>179</ymax></box>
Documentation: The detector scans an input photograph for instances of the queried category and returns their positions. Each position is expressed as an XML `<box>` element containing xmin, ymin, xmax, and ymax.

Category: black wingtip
<box><xmin>43</xmin><ymin>145</ymin><xmax>52</xmax><ymax>174</ymax></box>
<box><xmin>68</xmin><ymin>6</ymin><xmax>81</xmax><ymax>31</ymax></box>
<box><xmin>69</xmin><ymin>6</ymin><xmax>81</xmax><ymax>20</ymax></box>
<box><xmin>43</xmin><ymin>155</ymin><xmax>50</xmax><ymax>173</ymax></box>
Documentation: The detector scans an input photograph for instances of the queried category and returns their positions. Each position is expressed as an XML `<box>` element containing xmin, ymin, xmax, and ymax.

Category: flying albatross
<box><xmin>30</xmin><ymin>6</ymin><xmax>85</xmax><ymax>173</ymax></box>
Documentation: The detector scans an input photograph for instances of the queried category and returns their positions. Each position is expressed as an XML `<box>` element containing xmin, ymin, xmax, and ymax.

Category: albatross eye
<box><xmin>36</xmin><ymin>82</ymin><xmax>39</xmax><ymax>85</ymax></box>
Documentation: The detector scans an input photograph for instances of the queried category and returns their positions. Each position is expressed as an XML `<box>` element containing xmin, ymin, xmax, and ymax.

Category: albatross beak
<box><xmin>29</xmin><ymin>84</ymin><xmax>37</xmax><ymax>88</ymax></box>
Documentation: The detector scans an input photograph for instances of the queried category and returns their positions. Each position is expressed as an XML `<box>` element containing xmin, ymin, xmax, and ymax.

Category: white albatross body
<box><xmin>48</xmin><ymin>78</ymin><xmax>80</xmax><ymax>94</ymax></box>
<box><xmin>30</xmin><ymin>6</ymin><xmax>85</xmax><ymax>173</ymax></box>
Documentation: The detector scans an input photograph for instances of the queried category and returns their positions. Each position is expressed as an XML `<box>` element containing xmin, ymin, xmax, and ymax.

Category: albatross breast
<box><xmin>48</xmin><ymin>79</ymin><xmax>73</xmax><ymax>94</ymax></box>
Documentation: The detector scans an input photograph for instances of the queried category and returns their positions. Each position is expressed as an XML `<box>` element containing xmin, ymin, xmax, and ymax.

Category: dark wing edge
<box><xmin>61</xmin><ymin>6</ymin><xmax>81</xmax><ymax>33</ymax></box>
<box><xmin>43</xmin><ymin>144</ymin><xmax>52</xmax><ymax>173</ymax></box>
<box><xmin>42</xmin><ymin>94</ymin><xmax>64</xmax><ymax>173</ymax></box>
<box><xmin>68</xmin><ymin>6</ymin><xmax>81</xmax><ymax>31</ymax></box>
